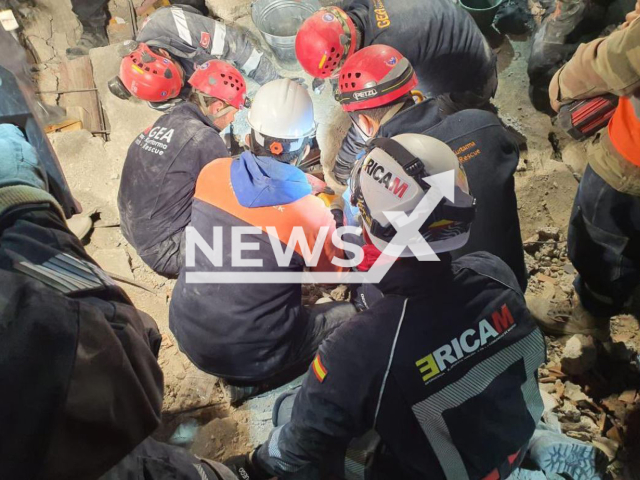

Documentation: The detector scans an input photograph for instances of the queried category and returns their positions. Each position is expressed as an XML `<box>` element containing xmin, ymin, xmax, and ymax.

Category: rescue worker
<box><xmin>0</xmin><ymin>126</ymin><xmax>239</xmax><ymax>480</ymax></box>
<box><xmin>224</xmin><ymin>133</ymin><xmax>548</xmax><ymax>479</ymax></box>
<box><xmin>337</xmin><ymin>45</ymin><xmax>527</xmax><ymax>291</ymax></box>
<box><xmin>295</xmin><ymin>0</ymin><xmax>496</xmax><ymax>112</ymax></box>
<box><xmin>118</xmin><ymin>60</ymin><xmax>247</xmax><ymax>277</ymax></box>
<box><xmin>169</xmin><ymin>79</ymin><xmax>356</xmax><ymax>405</ymax></box>
<box><xmin>0</xmin><ymin>37</ymin><xmax>239</xmax><ymax>480</ymax></box>
<box><xmin>67</xmin><ymin>0</ymin><xmax>109</xmax><ymax>59</ymax></box>
<box><xmin>111</xmin><ymin>4</ymin><xmax>280</xmax><ymax>105</ymax></box>
<box><xmin>530</xmin><ymin>15</ymin><xmax>640</xmax><ymax>338</ymax></box>
<box><xmin>66</xmin><ymin>0</ymin><xmax>209</xmax><ymax>59</ymax></box>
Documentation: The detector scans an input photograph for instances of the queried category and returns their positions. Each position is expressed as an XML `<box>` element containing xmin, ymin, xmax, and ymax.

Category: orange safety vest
<box><xmin>608</xmin><ymin>96</ymin><xmax>640</xmax><ymax>167</ymax></box>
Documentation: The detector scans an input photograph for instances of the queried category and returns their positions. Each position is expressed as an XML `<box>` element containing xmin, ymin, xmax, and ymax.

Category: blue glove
<box><xmin>0</xmin><ymin>124</ymin><xmax>47</xmax><ymax>191</ymax></box>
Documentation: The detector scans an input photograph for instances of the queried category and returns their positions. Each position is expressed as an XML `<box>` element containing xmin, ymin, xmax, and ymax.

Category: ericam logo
<box><xmin>185</xmin><ymin>170</ymin><xmax>457</xmax><ymax>284</ymax></box>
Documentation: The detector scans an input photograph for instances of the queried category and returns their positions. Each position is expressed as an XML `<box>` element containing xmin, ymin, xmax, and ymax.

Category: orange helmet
<box><xmin>188</xmin><ymin>60</ymin><xmax>248</xmax><ymax>109</ymax></box>
<box><xmin>295</xmin><ymin>7</ymin><xmax>357</xmax><ymax>79</ymax></box>
<box><xmin>119</xmin><ymin>43</ymin><xmax>182</xmax><ymax>102</ymax></box>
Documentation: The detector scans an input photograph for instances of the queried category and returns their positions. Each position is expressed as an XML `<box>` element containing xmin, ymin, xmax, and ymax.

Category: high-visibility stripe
<box><xmin>241</xmin><ymin>48</ymin><xmax>263</xmax><ymax>75</ymax></box>
<box><xmin>211</xmin><ymin>23</ymin><xmax>226</xmax><ymax>56</ymax></box>
<box><xmin>312</xmin><ymin>354</ymin><xmax>327</xmax><ymax>382</ymax></box>
<box><xmin>171</xmin><ymin>7</ymin><xmax>193</xmax><ymax>46</ymax></box>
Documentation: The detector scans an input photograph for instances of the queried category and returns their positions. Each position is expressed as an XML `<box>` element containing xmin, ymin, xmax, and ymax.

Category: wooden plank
<box><xmin>58</xmin><ymin>56</ymin><xmax>101</xmax><ymax>134</ymax></box>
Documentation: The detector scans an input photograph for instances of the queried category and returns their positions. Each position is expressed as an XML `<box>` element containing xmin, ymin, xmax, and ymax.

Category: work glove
<box><xmin>224</xmin><ymin>452</ymin><xmax>271</xmax><ymax>480</ymax></box>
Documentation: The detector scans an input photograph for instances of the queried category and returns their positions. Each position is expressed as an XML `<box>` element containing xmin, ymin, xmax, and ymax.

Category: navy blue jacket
<box><xmin>169</xmin><ymin>153</ymin><xmax>343</xmax><ymax>382</ymax></box>
<box><xmin>256</xmin><ymin>253</ymin><xmax>546</xmax><ymax>479</ymax></box>
<box><xmin>118</xmin><ymin>102</ymin><xmax>228</xmax><ymax>257</ymax></box>
<box><xmin>346</xmin><ymin>0</ymin><xmax>494</xmax><ymax>97</ymax></box>
<box><xmin>338</xmin><ymin>100</ymin><xmax>527</xmax><ymax>290</ymax></box>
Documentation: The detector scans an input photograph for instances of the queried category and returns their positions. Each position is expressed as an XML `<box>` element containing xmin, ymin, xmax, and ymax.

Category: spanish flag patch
<box><xmin>312</xmin><ymin>354</ymin><xmax>327</xmax><ymax>383</ymax></box>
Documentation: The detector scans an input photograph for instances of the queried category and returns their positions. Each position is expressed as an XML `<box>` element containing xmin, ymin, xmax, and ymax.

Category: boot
<box><xmin>223</xmin><ymin>382</ymin><xmax>262</xmax><ymax>407</ymax></box>
<box><xmin>527</xmin><ymin>295</ymin><xmax>610</xmax><ymax>340</ymax></box>
<box><xmin>66</xmin><ymin>26</ymin><xmax>109</xmax><ymax>59</ymax></box>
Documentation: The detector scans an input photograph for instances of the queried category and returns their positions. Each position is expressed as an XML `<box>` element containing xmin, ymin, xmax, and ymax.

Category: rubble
<box><xmin>561</xmin><ymin>334</ymin><xmax>598</xmax><ymax>376</ymax></box>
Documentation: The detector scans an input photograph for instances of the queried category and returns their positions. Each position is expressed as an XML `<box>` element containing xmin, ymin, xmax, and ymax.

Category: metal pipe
<box><xmin>35</xmin><ymin>87</ymin><xmax>98</xmax><ymax>94</ymax></box>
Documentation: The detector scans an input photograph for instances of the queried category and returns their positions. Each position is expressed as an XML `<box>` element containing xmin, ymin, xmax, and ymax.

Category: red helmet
<box><xmin>295</xmin><ymin>7</ymin><xmax>357</xmax><ymax>79</ymax></box>
<box><xmin>188</xmin><ymin>60</ymin><xmax>248</xmax><ymax>109</ymax></box>
<box><xmin>119</xmin><ymin>43</ymin><xmax>182</xmax><ymax>102</ymax></box>
<box><xmin>336</xmin><ymin>45</ymin><xmax>418</xmax><ymax>112</ymax></box>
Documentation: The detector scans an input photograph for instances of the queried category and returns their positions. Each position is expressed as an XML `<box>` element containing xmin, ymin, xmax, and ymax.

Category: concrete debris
<box><xmin>92</xmin><ymin>248</ymin><xmax>134</xmax><ymax>281</ymax></box>
<box><xmin>330</xmin><ymin>284</ymin><xmax>349</xmax><ymax>301</ymax></box>
<box><xmin>27</xmin><ymin>35</ymin><xmax>55</xmax><ymax>63</ymax></box>
<box><xmin>49</xmin><ymin>130</ymin><xmax>121</xmax><ymax>226</ymax></box>
<box><xmin>541</xmin><ymin>390</ymin><xmax>559</xmax><ymax>413</ymax></box>
<box><xmin>592</xmin><ymin>436</ymin><xmax>620</xmax><ymax>461</ymax></box>
<box><xmin>561</xmin><ymin>334</ymin><xmax>598</xmax><ymax>376</ymax></box>
<box><xmin>563</xmin><ymin>381</ymin><xmax>590</xmax><ymax>404</ymax></box>
<box><xmin>205</xmin><ymin>0</ymin><xmax>251</xmax><ymax>21</ymax></box>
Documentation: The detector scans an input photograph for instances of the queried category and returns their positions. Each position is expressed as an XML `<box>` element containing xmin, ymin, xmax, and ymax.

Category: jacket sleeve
<box><xmin>333</xmin><ymin>125</ymin><xmax>367</xmax><ymax>185</ymax></box>
<box><xmin>219</xmin><ymin>23</ymin><xmax>280</xmax><ymax>85</ymax></box>
<box><xmin>190</xmin><ymin>128</ymin><xmax>230</xmax><ymax>174</ymax></box>
<box><xmin>255</xmin><ymin>313</ymin><xmax>387</xmax><ymax>478</ymax></box>
<box><xmin>0</xmin><ymin>204</ymin><xmax>163</xmax><ymax>480</ymax></box>
<box><xmin>549</xmin><ymin>17</ymin><xmax>640</xmax><ymax>111</ymax></box>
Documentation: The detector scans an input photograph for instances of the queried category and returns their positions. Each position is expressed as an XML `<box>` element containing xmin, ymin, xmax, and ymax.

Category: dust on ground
<box><xmin>16</xmin><ymin>0</ymin><xmax>640</xmax><ymax>476</ymax></box>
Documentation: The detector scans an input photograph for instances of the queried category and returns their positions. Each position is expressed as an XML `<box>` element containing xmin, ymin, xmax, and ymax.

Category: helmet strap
<box><xmin>196</xmin><ymin>91</ymin><xmax>232</xmax><ymax>122</ymax></box>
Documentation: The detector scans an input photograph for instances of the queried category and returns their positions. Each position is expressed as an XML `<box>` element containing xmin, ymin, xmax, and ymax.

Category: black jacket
<box><xmin>256</xmin><ymin>253</ymin><xmax>546</xmax><ymax>479</ymax></box>
<box><xmin>346</xmin><ymin>0</ymin><xmax>494</xmax><ymax>97</ymax></box>
<box><xmin>118</xmin><ymin>102</ymin><xmax>228</xmax><ymax>258</ymax></box>
<box><xmin>0</xmin><ymin>204</ymin><xmax>163</xmax><ymax>480</ymax></box>
<box><xmin>337</xmin><ymin>100</ymin><xmax>527</xmax><ymax>290</ymax></box>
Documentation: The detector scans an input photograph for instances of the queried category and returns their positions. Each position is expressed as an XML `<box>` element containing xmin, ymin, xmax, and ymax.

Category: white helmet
<box><xmin>247</xmin><ymin>78</ymin><xmax>316</xmax><ymax>155</ymax></box>
<box><xmin>351</xmin><ymin>133</ymin><xmax>476</xmax><ymax>257</ymax></box>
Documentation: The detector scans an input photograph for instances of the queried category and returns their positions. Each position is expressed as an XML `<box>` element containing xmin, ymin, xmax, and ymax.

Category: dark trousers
<box><xmin>569</xmin><ymin>165</ymin><xmax>640</xmax><ymax>316</ymax></box>
<box><xmin>100</xmin><ymin>437</ymin><xmax>237</xmax><ymax>480</ymax></box>
<box><xmin>70</xmin><ymin>0</ymin><xmax>109</xmax><ymax>28</ymax></box>
<box><xmin>139</xmin><ymin>229</ymin><xmax>185</xmax><ymax>279</ymax></box>
<box><xmin>225</xmin><ymin>301</ymin><xmax>356</xmax><ymax>389</ymax></box>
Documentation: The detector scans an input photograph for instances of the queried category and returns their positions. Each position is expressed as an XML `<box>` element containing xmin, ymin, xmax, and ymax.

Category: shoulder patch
<box><xmin>312</xmin><ymin>354</ymin><xmax>328</xmax><ymax>383</ymax></box>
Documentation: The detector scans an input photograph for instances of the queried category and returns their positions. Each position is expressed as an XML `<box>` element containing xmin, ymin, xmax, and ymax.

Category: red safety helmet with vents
<box><xmin>295</xmin><ymin>6</ymin><xmax>357</xmax><ymax>79</ymax></box>
<box><xmin>119</xmin><ymin>43</ymin><xmax>183</xmax><ymax>102</ymax></box>
<box><xmin>336</xmin><ymin>45</ymin><xmax>418</xmax><ymax>112</ymax></box>
<box><xmin>188</xmin><ymin>60</ymin><xmax>248</xmax><ymax>109</ymax></box>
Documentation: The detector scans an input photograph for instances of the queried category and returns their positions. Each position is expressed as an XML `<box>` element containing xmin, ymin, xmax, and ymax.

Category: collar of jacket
<box><xmin>174</xmin><ymin>101</ymin><xmax>220</xmax><ymax>132</ymax></box>
<box><xmin>376</xmin><ymin>253</ymin><xmax>454</xmax><ymax>298</ymax></box>
<box><xmin>378</xmin><ymin>98</ymin><xmax>444</xmax><ymax>138</ymax></box>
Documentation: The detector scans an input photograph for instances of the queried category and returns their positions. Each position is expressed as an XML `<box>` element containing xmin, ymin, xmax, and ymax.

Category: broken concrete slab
<box><xmin>93</xmin><ymin>248</ymin><xmax>134</xmax><ymax>280</ymax></box>
<box><xmin>27</xmin><ymin>35</ymin><xmax>55</xmax><ymax>63</ymax></box>
<box><xmin>206</xmin><ymin>0</ymin><xmax>251</xmax><ymax>22</ymax></box>
<box><xmin>515</xmin><ymin>161</ymin><xmax>579</xmax><ymax>239</ymax></box>
<box><xmin>49</xmin><ymin>129</ymin><xmax>121</xmax><ymax>226</ymax></box>
<box><xmin>561</xmin><ymin>334</ymin><xmax>598</xmax><ymax>376</ymax></box>
<box><xmin>563</xmin><ymin>381</ymin><xmax>590</xmax><ymax>404</ymax></box>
